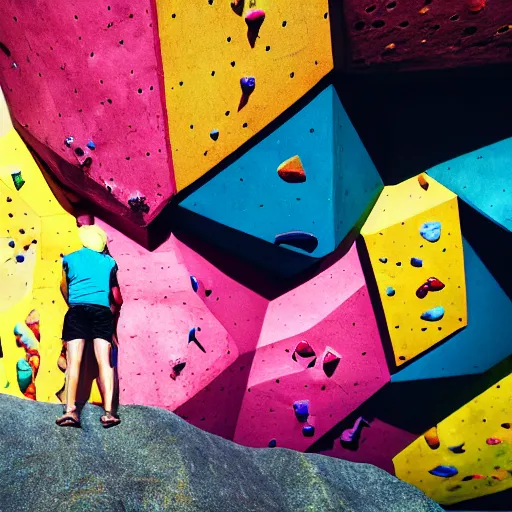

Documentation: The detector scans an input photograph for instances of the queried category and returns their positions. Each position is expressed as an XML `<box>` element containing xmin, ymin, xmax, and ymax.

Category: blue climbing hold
<box><xmin>420</xmin><ymin>222</ymin><xmax>442</xmax><ymax>242</ymax></box>
<box><xmin>302</xmin><ymin>425</ymin><xmax>315</xmax><ymax>437</ymax></box>
<box><xmin>379</xmin><ymin>257</ymin><xmax>388</xmax><ymax>263</ymax></box>
<box><xmin>411</xmin><ymin>257</ymin><xmax>423</xmax><ymax>268</ymax></box>
<box><xmin>86</xmin><ymin>140</ymin><xmax>96</xmax><ymax>150</ymax></box>
<box><xmin>428</xmin><ymin>465</ymin><xmax>458</xmax><ymax>478</ymax></box>
<box><xmin>8</xmin><ymin>240</ymin><xmax>15</xmax><ymax>248</ymax></box>
<box><xmin>64</xmin><ymin>136</ymin><xmax>74</xmax><ymax>147</ymax></box>
<box><xmin>210</xmin><ymin>129</ymin><xmax>219</xmax><ymax>141</ymax></box>
<box><xmin>293</xmin><ymin>400</ymin><xmax>310</xmax><ymax>422</ymax></box>
<box><xmin>15</xmin><ymin>255</ymin><xmax>24</xmax><ymax>263</ymax></box>
<box><xmin>240</xmin><ymin>76</ymin><xmax>256</xmax><ymax>95</ymax></box>
<box><xmin>190</xmin><ymin>276</ymin><xmax>199</xmax><ymax>293</ymax></box>
<box><xmin>268</xmin><ymin>439</ymin><xmax>277</xmax><ymax>448</ymax></box>
<box><xmin>448</xmin><ymin>443</ymin><xmax>466</xmax><ymax>454</ymax></box>
<box><xmin>188</xmin><ymin>328</ymin><xmax>196</xmax><ymax>343</ymax></box>
<box><xmin>386</xmin><ymin>286</ymin><xmax>395</xmax><ymax>297</ymax></box>
<box><xmin>421</xmin><ymin>306</ymin><xmax>445</xmax><ymax>322</ymax></box>
<box><xmin>274</xmin><ymin>231</ymin><xmax>318</xmax><ymax>254</ymax></box>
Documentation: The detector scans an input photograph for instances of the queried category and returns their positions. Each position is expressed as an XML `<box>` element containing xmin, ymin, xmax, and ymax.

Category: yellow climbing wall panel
<box><xmin>393</xmin><ymin>373</ymin><xmax>512</xmax><ymax>505</ymax></box>
<box><xmin>0</xmin><ymin>101</ymin><xmax>102</xmax><ymax>403</ymax></box>
<box><xmin>156</xmin><ymin>0</ymin><xmax>333</xmax><ymax>191</ymax></box>
<box><xmin>361</xmin><ymin>175</ymin><xmax>467</xmax><ymax>366</ymax></box>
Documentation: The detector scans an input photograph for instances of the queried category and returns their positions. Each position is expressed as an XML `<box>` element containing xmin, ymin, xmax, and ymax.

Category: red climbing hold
<box><xmin>467</xmin><ymin>0</ymin><xmax>486</xmax><ymax>12</ymax></box>
<box><xmin>294</xmin><ymin>340</ymin><xmax>315</xmax><ymax>358</ymax></box>
<box><xmin>323</xmin><ymin>350</ymin><xmax>340</xmax><ymax>378</ymax></box>
<box><xmin>427</xmin><ymin>277</ymin><xmax>445</xmax><ymax>291</ymax></box>
<box><xmin>486</xmin><ymin>438</ymin><xmax>502</xmax><ymax>445</ymax></box>
<box><xmin>245</xmin><ymin>10</ymin><xmax>265</xmax><ymax>48</ymax></box>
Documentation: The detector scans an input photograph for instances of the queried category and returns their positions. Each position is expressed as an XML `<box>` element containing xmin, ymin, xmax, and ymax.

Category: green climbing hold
<box><xmin>11</xmin><ymin>170</ymin><xmax>25</xmax><ymax>191</ymax></box>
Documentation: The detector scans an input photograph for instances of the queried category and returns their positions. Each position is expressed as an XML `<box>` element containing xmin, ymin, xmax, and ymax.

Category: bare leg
<box><xmin>65</xmin><ymin>339</ymin><xmax>85</xmax><ymax>413</ymax></box>
<box><xmin>93</xmin><ymin>338</ymin><xmax>114</xmax><ymax>414</ymax></box>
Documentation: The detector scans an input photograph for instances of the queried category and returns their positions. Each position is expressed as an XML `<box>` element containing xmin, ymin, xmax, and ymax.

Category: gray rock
<box><xmin>0</xmin><ymin>395</ymin><xmax>443</xmax><ymax>512</ymax></box>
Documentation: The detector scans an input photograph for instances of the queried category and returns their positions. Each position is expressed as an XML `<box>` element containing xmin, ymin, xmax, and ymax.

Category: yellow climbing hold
<box><xmin>277</xmin><ymin>155</ymin><xmax>306</xmax><ymax>183</ymax></box>
<box><xmin>361</xmin><ymin>174</ymin><xmax>467</xmax><ymax>366</ymax></box>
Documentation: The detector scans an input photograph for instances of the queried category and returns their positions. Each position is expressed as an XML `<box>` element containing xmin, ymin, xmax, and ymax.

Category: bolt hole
<box><xmin>266</xmin><ymin>45</ymin><xmax>270</xmax><ymax>51</ymax></box>
<box><xmin>119</xmin><ymin>40</ymin><xmax>124</xmax><ymax>45</ymax></box>
<box><xmin>372</xmin><ymin>20</ymin><xmax>386</xmax><ymax>28</ymax></box>
<box><xmin>398</xmin><ymin>20</ymin><xmax>409</xmax><ymax>28</ymax></box>
<box><xmin>386</xmin><ymin>1</ymin><xmax>397</xmax><ymax>9</ymax></box>
<box><xmin>290</xmin><ymin>72</ymin><xmax>295</xmax><ymax>78</ymax></box>
<box><xmin>172</xmin><ymin>13</ymin><xmax>176</xmax><ymax>18</ymax></box>
<box><xmin>225</xmin><ymin>110</ymin><xmax>230</xmax><ymax>116</ymax></box>
<box><xmin>282</xmin><ymin>21</ymin><xmax>287</xmax><ymax>27</ymax></box>
<box><xmin>497</xmin><ymin>25</ymin><xmax>510</xmax><ymax>34</ymax></box>
<box><xmin>463</xmin><ymin>26</ymin><xmax>477</xmax><ymax>35</ymax></box>
<box><xmin>365</xmin><ymin>5</ymin><xmax>376</xmax><ymax>13</ymax></box>
<box><xmin>211</xmin><ymin>70</ymin><xmax>215</xmax><ymax>76</ymax></box>
<box><xmin>450</xmin><ymin>14</ymin><xmax>459</xmax><ymax>21</ymax></box>
<box><xmin>354</xmin><ymin>21</ymin><xmax>366</xmax><ymax>30</ymax></box>
<box><xmin>227</xmin><ymin>36</ymin><xmax>231</xmax><ymax>42</ymax></box>
<box><xmin>431</xmin><ymin>24</ymin><xmax>440</xmax><ymax>30</ymax></box>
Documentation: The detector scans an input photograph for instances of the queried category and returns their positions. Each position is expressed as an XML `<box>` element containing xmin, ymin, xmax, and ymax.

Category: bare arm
<box><xmin>60</xmin><ymin>268</ymin><xmax>69</xmax><ymax>305</ymax></box>
<box><xmin>109</xmin><ymin>266</ymin><xmax>123</xmax><ymax>314</ymax></box>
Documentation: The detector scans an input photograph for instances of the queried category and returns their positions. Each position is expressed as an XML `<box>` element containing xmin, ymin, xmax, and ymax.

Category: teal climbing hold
<box><xmin>421</xmin><ymin>306</ymin><xmax>445</xmax><ymax>322</ymax></box>
<box><xmin>386</xmin><ymin>286</ymin><xmax>395</xmax><ymax>297</ymax></box>
<box><xmin>420</xmin><ymin>222</ymin><xmax>441</xmax><ymax>242</ymax></box>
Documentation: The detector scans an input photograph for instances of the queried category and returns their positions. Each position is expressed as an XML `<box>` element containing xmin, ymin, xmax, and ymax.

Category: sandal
<box><xmin>100</xmin><ymin>411</ymin><xmax>121</xmax><ymax>429</ymax></box>
<box><xmin>56</xmin><ymin>410</ymin><xmax>81</xmax><ymax>427</ymax></box>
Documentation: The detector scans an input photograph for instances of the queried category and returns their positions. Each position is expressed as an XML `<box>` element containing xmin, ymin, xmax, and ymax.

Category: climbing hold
<box><xmin>8</xmin><ymin>240</ymin><xmax>15</xmax><ymax>248</ymax></box>
<box><xmin>74</xmin><ymin>147</ymin><xmax>85</xmax><ymax>157</ymax></box>
<box><xmin>293</xmin><ymin>400</ymin><xmax>310</xmax><ymax>422</ymax></box>
<box><xmin>340</xmin><ymin>416</ymin><xmax>370</xmax><ymax>443</ymax></box>
<box><xmin>462</xmin><ymin>475</ymin><xmax>486</xmax><ymax>481</ymax></box>
<box><xmin>424</xmin><ymin>426</ymin><xmax>440</xmax><ymax>450</ymax></box>
<box><xmin>379</xmin><ymin>257</ymin><xmax>388</xmax><ymax>263</ymax></box>
<box><xmin>386</xmin><ymin>286</ymin><xmax>395</xmax><ymax>297</ymax></box>
<box><xmin>486</xmin><ymin>438</ymin><xmax>502</xmax><ymax>445</ymax></box>
<box><xmin>277</xmin><ymin>155</ymin><xmax>307</xmax><ymax>183</ymax></box>
<box><xmin>11</xmin><ymin>62</ymin><xmax>17</xmax><ymax>69</ymax></box>
<box><xmin>420</xmin><ymin>222</ymin><xmax>441</xmax><ymax>242</ymax></box>
<box><xmin>86</xmin><ymin>140</ymin><xmax>96</xmax><ymax>150</ymax></box>
<box><xmin>274</xmin><ymin>231</ymin><xmax>318</xmax><ymax>253</ymax></box>
<box><xmin>302</xmin><ymin>425</ymin><xmax>315</xmax><ymax>437</ymax></box>
<box><xmin>64</xmin><ymin>136</ymin><xmax>74</xmax><ymax>147</ymax></box>
<box><xmin>418</xmin><ymin>174</ymin><xmax>429</xmax><ymax>191</ymax></box>
<box><xmin>428</xmin><ymin>465</ymin><xmax>458</xmax><ymax>478</ymax></box>
<box><xmin>82</xmin><ymin>157</ymin><xmax>93</xmax><ymax>169</ymax></box>
<box><xmin>323</xmin><ymin>351</ymin><xmax>340</xmax><ymax>378</ymax></box>
<box><xmin>210</xmin><ymin>129</ymin><xmax>219</xmax><ymax>141</ymax></box>
<box><xmin>205</xmin><ymin>289</ymin><xmax>212</xmax><ymax>297</ymax></box>
<box><xmin>426</xmin><ymin>277</ymin><xmax>445</xmax><ymax>291</ymax></box>
<box><xmin>501</xmin><ymin>423</ymin><xmax>511</xmax><ymax>429</ymax></box>
<box><xmin>238</xmin><ymin>77</ymin><xmax>256</xmax><ymax>111</ymax></box>
<box><xmin>293</xmin><ymin>340</ymin><xmax>315</xmax><ymax>359</ymax></box>
<box><xmin>421</xmin><ymin>306</ymin><xmax>445</xmax><ymax>322</ymax></box>
<box><xmin>467</xmin><ymin>0</ymin><xmax>486</xmax><ymax>12</ymax></box>
<box><xmin>410</xmin><ymin>258</ymin><xmax>423</xmax><ymax>268</ymax></box>
<box><xmin>15</xmin><ymin>255</ymin><xmax>24</xmax><ymax>263</ymax></box>
<box><xmin>11</xmin><ymin>170</ymin><xmax>25</xmax><ymax>191</ymax></box>
<box><xmin>448</xmin><ymin>443</ymin><xmax>466</xmax><ymax>454</ymax></box>
<box><xmin>268</xmin><ymin>439</ymin><xmax>277</xmax><ymax>448</ymax></box>
<box><xmin>240</xmin><ymin>76</ymin><xmax>256</xmax><ymax>95</ymax></box>
<box><xmin>170</xmin><ymin>361</ymin><xmax>186</xmax><ymax>380</ymax></box>
<box><xmin>128</xmin><ymin>195</ymin><xmax>150</xmax><ymax>214</ymax></box>
<box><xmin>231</xmin><ymin>0</ymin><xmax>244</xmax><ymax>16</ymax></box>
<box><xmin>16</xmin><ymin>359</ymin><xmax>33</xmax><ymax>394</ymax></box>
<box><xmin>188</xmin><ymin>328</ymin><xmax>206</xmax><ymax>353</ymax></box>
<box><xmin>190</xmin><ymin>276</ymin><xmax>199</xmax><ymax>292</ymax></box>
<box><xmin>245</xmin><ymin>9</ymin><xmax>265</xmax><ymax>48</ymax></box>
<box><xmin>490</xmin><ymin>469</ymin><xmax>511</xmax><ymax>481</ymax></box>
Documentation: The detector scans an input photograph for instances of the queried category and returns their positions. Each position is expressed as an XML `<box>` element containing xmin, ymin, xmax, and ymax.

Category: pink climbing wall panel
<box><xmin>343</xmin><ymin>0</ymin><xmax>512</xmax><ymax>71</ymax></box>
<box><xmin>0</xmin><ymin>1</ymin><xmax>174</xmax><ymax>232</ymax></box>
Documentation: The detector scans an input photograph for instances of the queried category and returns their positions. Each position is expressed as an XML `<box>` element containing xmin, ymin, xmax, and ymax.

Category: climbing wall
<box><xmin>394</xmin><ymin>373</ymin><xmax>512</xmax><ymax>505</ymax></box>
<box><xmin>0</xmin><ymin>90</ymin><xmax>102</xmax><ymax>404</ymax></box>
<box><xmin>156</xmin><ymin>0</ymin><xmax>333</xmax><ymax>191</ymax></box>
<box><xmin>343</xmin><ymin>0</ymin><xmax>512</xmax><ymax>71</ymax></box>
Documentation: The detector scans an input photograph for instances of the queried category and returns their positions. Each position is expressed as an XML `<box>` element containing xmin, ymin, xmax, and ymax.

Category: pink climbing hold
<box><xmin>245</xmin><ymin>10</ymin><xmax>265</xmax><ymax>48</ymax></box>
<box><xmin>486</xmin><ymin>438</ymin><xmax>502</xmax><ymax>445</ymax></box>
<box><xmin>323</xmin><ymin>350</ymin><xmax>341</xmax><ymax>377</ymax></box>
<box><xmin>293</xmin><ymin>340</ymin><xmax>315</xmax><ymax>359</ymax></box>
<box><xmin>340</xmin><ymin>416</ymin><xmax>370</xmax><ymax>443</ymax></box>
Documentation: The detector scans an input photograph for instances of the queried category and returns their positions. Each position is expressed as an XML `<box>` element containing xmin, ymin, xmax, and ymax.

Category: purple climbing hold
<box><xmin>274</xmin><ymin>231</ymin><xmax>318</xmax><ymax>253</ymax></box>
<box><xmin>340</xmin><ymin>416</ymin><xmax>370</xmax><ymax>443</ymax></box>
<box><xmin>190</xmin><ymin>276</ymin><xmax>199</xmax><ymax>293</ymax></box>
<box><xmin>411</xmin><ymin>257</ymin><xmax>423</xmax><ymax>268</ymax></box>
<box><xmin>293</xmin><ymin>400</ymin><xmax>310</xmax><ymax>422</ymax></box>
<box><xmin>86</xmin><ymin>140</ymin><xmax>96</xmax><ymax>150</ymax></box>
<box><xmin>429</xmin><ymin>465</ymin><xmax>458</xmax><ymax>478</ymax></box>
<box><xmin>8</xmin><ymin>240</ymin><xmax>15</xmax><ymax>248</ymax></box>
<box><xmin>210</xmin><ymin>129</ymin><xmax>220</xmax><ymax>141</ymax></box>
<box><xmin>268</xmin><ymin>439</ymin><xmax>277</xmax><ymax>448</ymax></box>
<box><xmin>240</xmin><ymin>77</ymin><xmax>256</xmax><ymax>95</ymax></box>
<box><xmin>421</xmin><ymin>306</ymin><xmax>445</xmax><ymax>322</ymax></box>
<box><xmin>15</xmin><ymin>255</ymin><xmax>24</xmax><ymax>263</ymax></box>
<box><xmin>302</xmin><ymin>425</ymin><xmax>315</xmax><ymax>437</ymax></box>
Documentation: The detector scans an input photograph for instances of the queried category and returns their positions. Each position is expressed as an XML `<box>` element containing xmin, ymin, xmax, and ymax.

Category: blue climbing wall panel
<box><xmin>427</xmin><ymin>137</ymin><xmax>512</xmax><ymax>232</ymax></box>
<box><xmin>392</xmin><ymin>238</ymin><xmax>512</xmax><ymax>381</ymax></box>
<box><xmin>178</xmin><ymin>85</ymin><xmax>382</xmax><ymax>275</ymax></box>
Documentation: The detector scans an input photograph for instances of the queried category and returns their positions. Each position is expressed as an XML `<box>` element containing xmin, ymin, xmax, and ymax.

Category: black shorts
<box><xmin>62</xmin><ymin>305</ymin><xmax>114</xmax><ymax>343</ymax></box>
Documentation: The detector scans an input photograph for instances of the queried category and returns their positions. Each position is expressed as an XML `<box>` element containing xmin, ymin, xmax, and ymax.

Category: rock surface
<box><xmin>0</xmin><ymin>395</ymin><xmax>443</xmax><ymax>512</ymax></box>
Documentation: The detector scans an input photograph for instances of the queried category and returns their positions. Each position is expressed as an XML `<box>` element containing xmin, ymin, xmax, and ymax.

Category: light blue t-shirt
<box><xmin>63</xmin><ymin>248</ymin><xmax>118</xmax><ymax>308</ymax></box>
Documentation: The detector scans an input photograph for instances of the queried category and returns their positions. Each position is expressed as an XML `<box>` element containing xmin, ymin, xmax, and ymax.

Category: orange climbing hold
<box><xmin>418</xmin><ymin>174</ymin><xmax>429</xmax><ymax>191</ymax></box>
<box><xmin>424</xmin><ymin>425</ymin><xmax>440</xmax><ymax>450</ymax></box>
<box><xmin>277</xmin><ymin>156</ymin><xmax>307</xmax><ymax>183</ymax></box>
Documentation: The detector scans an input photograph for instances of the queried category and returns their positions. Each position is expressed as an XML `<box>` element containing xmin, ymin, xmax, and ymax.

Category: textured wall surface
<box><xmin>343</xmin><ymin>0</ymin><xmax>512</xmax><ymax>71</ymax></box>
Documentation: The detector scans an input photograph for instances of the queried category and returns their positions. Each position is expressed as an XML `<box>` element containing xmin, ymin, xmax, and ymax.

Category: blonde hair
<box><xmin>78</xmin><ymin>225</ymin><xmax>108</xmax><ymax>253</ymax></box>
